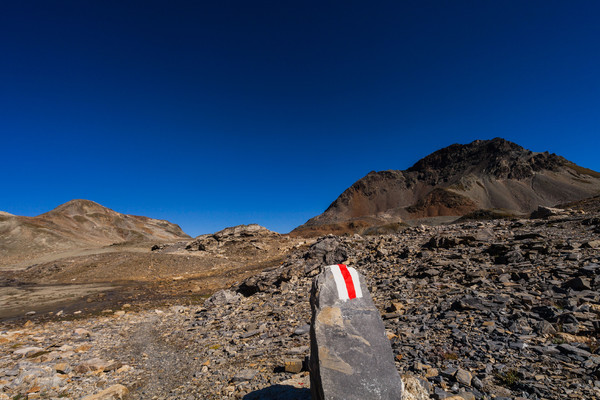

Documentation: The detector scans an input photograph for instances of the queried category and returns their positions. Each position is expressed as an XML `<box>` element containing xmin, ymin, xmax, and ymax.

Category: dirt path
<box><xmin>122</xmin><ymin>313</ymin><xmax>199</xmax><ymax>397</ymax></box>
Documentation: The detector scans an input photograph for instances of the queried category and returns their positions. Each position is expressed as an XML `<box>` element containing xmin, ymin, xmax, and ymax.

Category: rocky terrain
<box><xmin>0</xmin><ymin>200</ymin><xmax>190</xmax><ymax>268</ymax></box>
<box><xmin>2</xmin><ymin>207</ymin><xmax>599</xmax><ymax>399</ymax></box>
<box><xmin>293</xmin><ymin>138</ymin><xmax>600</xmax><ymax>236</ymax></box>
<box><xmin>0</xmin><ymin>224</ymin><xmax>308</xmax><ymax>320</ymax></box>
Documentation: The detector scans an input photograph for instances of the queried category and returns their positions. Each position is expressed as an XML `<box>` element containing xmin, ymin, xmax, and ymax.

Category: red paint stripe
<box><xmin>338</xmin><ymin>264</ymin><xmax>356</xmax><ymax>299</ymax></box>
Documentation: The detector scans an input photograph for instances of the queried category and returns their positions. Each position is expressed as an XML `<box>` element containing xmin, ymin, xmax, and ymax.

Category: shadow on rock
<box><xmin>243</xmin><ymin>385</ymin><xmax>310</xmax><ymax>400</ymax></box>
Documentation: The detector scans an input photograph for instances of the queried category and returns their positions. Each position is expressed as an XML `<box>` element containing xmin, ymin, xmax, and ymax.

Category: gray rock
<box><xmin>581</xmin><ymin>263</ymin><xmax>600</xmax><ymax>275</ymax></box>
<box><xmin>530</xmin><ymin>206</ymin><xmax>568</xmax><ymax>219</ymax></box>
<box><xmin>81</xmin><ymin>384</ymin><xmax>129</xmax><ymax>400</ymax></box>
<box><xmin>305</xmin><ymin>238</ymin><xmax>348</xmax><ymax>269</ymax></box>
<box><xmin>581</xmin><ymin>240</ymin><xmax>600</xmax><ymax>249</ymax></box>
<box><xmin>534</xmin><ymin>320</ymin><xmax>556</xmax><ymax>335</ymax></box>
<box><xmin>293</xmin><ymin>324</ymin><xmax>311</xmax><ymax>336</ymax></box>
<box><xmin>232</xmin><ymin>369</ymin><xmax>259</xmax><ymax>382</ymax></box>
<box><xmin>423</xmin><ymin>236</ymin><xmax>460</xmax><ymax>249</ymax></box>
<box><xmin>558</xmin><ymin>344</ymin><xmax>592</xmax><ymax>358</ymax></box>
<box><xmin>456</xmin><ymin>368</ymin><xmax>472</xmax><ymax>386</ymax></box>
<box><xmin>309</xmin><ymin>264</ymin><xmax>404</xmax><ymax>399</ymax></box>
<box><xmin>441</xmin><ymin>366</ymin><xmax>458</xmax><ymax>379</ymax></box>
<box><xmin>433</xmin><ymin>387</ymin><xmax>452</xmax><ymax>399</ymax></box>
<box><xmin>204</xmin><ymin>289</ymin><xmax>242</xmax><ymax>306</ymax></box>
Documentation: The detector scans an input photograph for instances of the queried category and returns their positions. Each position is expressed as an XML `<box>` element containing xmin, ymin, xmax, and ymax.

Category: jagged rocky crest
<box><xmin>293</xmin><ymin>138</ymin><xmax>600</xmax><ymax>236</ymax></box>
<box><xmin>407</xmin><ymin>138</ymin><xmax>567</xmax><ymax>182</ymax></box>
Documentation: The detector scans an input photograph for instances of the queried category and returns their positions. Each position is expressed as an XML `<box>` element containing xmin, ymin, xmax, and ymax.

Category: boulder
<box><xmin>581</xmin><ymin>240</ymin><xmax>600</xmax><ymax>249</ymax></box>
<box><xmin>309</xmin><ymin>264</ymin><xmax>404</xmax><ymax>400</ymax></box>
<box><xmin>204</xmin><ymin>289</ymin><xmax>241</xmax><ymax>306</ymax></box>
<box><xmin>564</xmin><ymin>277</ymin><xmax>592</xmax><ymax>291</ymax></box>
<box><xmin>530</xmin><ymin>206</ymin><xmax>569</xmax><ymax>219</ymax></box>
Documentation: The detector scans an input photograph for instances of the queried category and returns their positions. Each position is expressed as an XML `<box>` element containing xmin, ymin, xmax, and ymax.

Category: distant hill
<box><xmin>0</xmin><ymin>199</ymin><xmax>190</xmax><ymax>266</ymax></box>
<box><xmin>293</xmin><ymin>138</ymin><xmax>600</xmax><ymax>236</ymax></box>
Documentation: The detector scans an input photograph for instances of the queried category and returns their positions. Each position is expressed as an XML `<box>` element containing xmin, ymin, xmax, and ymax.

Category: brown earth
<box><xmin>0</xmin><ymin>203</ymin><xmax>309</xmax><ymax>322</ymax></box>
<box><xmin>0</xmin><ymin>225</ymin><xmax>311</xmax><ymax>321</ymax></box>
<box><xmin>405</xmin><ymin>188</ymin><xmax>478</xmax><ymax>218</ymax></box>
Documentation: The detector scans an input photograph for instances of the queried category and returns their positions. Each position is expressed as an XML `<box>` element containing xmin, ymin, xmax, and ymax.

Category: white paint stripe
<box><xmin>348</xmin><ymin>267</ymin><xmax>363</xmax><ymax>299</ymax></box>
<box><xmin>329</xmin><ymin>265</ymin><xmax>349</xmax><ymax>300</ymax></box>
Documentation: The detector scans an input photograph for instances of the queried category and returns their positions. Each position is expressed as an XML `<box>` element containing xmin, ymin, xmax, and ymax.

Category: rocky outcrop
<box><xmin>530</xmin><ymin>205</ymin><xmax>573</xmax><ymax>219</ymax></box>
<box><xmin>309</xmin><ymin>264</ymin><xmax>404</xmax><ymax>399</ymax></box>
<box><xmin>293</xmin><ymin>138</ymin><xmax>600</xmax><ymax>235</ymax></box>
<box><xmin>185</xmin><ymin>224</ymin><xmax>278</xmax><ymax>253</ymax></box>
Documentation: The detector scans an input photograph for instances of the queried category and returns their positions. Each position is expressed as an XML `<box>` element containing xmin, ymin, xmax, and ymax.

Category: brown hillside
<box><xmin>292</xmin><ymin>138</ymin><xmax>600</xmax><ymax>236</ymax></box>
<box><xmin>0</xmin><ymin>200</ymin><xmax>190</xmax><ymax>267</ymax></box>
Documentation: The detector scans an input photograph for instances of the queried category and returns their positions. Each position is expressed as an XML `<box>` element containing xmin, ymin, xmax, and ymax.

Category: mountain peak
<box><xmin>2</xmin><ymin>200</ymin><xmax>190</xmax><ymax>266</ymax></box>
<box><xmin>407</xmin><ymin>138</ymin><xmax>565</xmax><ymax>183</ymax></box>
<box><xmin>43</xmin><ymin>199</ymin><xmax>113</xmax><ymax>217</ymax></box>
<box><xmin>293</xmin><ymin>138</ymin><xmax>600</xmax><ymax>236</ymax></box>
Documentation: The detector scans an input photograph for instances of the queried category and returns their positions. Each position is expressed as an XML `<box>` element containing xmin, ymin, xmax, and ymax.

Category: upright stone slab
<box><xmin>309</xmin><ymin>264</ymin><xmax>404</xmax><ymax>400</ymax></box>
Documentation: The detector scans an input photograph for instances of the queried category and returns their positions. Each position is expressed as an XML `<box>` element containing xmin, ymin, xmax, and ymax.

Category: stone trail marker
<box><xmin>309</xmin><ymin>264</ymin><xmax>404</xmax><ymax>400</ymax></box>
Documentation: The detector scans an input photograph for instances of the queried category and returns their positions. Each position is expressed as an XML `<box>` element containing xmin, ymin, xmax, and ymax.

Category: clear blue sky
<box><xmin>1</xmin><ymin>1</ymin><xmax>599</xmax><ymax>236</ymax></box>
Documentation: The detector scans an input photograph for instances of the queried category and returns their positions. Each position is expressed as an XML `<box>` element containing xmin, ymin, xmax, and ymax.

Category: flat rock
<box><xmin>530</xmin><ymin>206</ymin><xmax>569</xmax><ymax>219</ymax></box>
<box><xmin>455</xmin><ymin>368</ymin><xmax>472</xmax><ymax>386</ymax></box>
<box><xmin>13</xmin><ymin>347</ymin><xmax>44</xmax><ymax>357</ymax></box>
<box><xmin>581</xmin><ymin>240</ymin><xmax>600</xmax><ymax>249</ymax></box>
<box><xmin>558</xmin><ymin>344</ymin><xmax>592</xmax><ymax>358</ymax></box>
<box><xmin>565</xmin><ymin>277</ymin><xmax>592</xmax><ymax>291</ymax></box>
<box><xmin>232</xmin><ymin>369</ymin><xmax>259</xmax><ymax>382</ymax></box>
<box><xmin>81</xmin><ymin>384</ymin><xmax>129</xmax><ymax>400</ymax></box>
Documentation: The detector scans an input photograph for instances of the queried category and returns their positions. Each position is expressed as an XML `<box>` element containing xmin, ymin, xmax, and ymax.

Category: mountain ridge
<box><xmin>0</xmin><ymin>199</ymin><xmax>190</xmax><ymax>267</ymax></box>
<box><xmin>293</xmin><ymin>138</ymin><xmax>600</xmax><ymax>236</ymax></box>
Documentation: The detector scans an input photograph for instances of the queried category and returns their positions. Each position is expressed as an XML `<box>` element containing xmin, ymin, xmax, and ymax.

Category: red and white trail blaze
<box><xmin>329</xmin><ymin>264</ymin><xmax>363</xmax><ymax>301</ymax></box>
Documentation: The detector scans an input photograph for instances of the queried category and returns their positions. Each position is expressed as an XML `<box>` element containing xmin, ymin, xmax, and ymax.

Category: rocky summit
<box><xmin>1</xmin><ymin>207</ymin><xmax>599</xmax><ymax>399</ymax></box>
<box><xmin>293</xmin><ymin>138</ymin><xmax>600</xmax><ymax>236</ymax></box>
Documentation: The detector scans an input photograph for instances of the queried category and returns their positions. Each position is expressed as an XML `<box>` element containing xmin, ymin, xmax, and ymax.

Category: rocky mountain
<box><xmin>293</xmin><ymin>138</ymin><xmax>600</xmax><ymax>236</ymax></box>
<box><xmin>0</xmin><ymin>199</ymin><xmax>190</xmax><ymax>266</ymax></box>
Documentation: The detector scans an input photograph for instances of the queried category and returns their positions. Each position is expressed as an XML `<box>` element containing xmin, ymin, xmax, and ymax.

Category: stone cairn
<box><xmin>310</xmin><ymin>264</ymin><xmax>405</xmax><ymax>399</ymax></box>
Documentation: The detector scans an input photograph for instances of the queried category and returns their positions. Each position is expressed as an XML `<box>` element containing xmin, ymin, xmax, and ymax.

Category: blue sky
<box><xmin>1</xmin><ymin>1</ymin><xmax>599</xmax><ymax>236</ymax></box>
